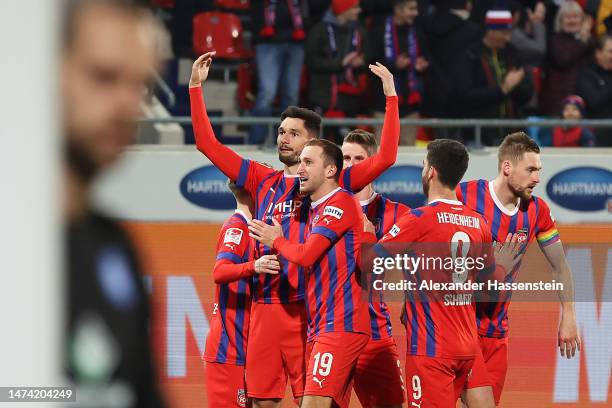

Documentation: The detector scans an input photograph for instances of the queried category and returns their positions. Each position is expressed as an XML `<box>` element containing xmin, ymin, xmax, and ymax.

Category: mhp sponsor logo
<box><xmin>372</xmin><ymin>165</ymin><xmax>426</xmax><ymax>208</ymax></box>
<box><xmin>546</xmin><ymin>167</ymin><xmax>612</xmax><ymax>212</ymax></box>
<box><xmin>179</xmin><ymin>166</ymin><xmax>235</xmax><ymax>210</ymax></box>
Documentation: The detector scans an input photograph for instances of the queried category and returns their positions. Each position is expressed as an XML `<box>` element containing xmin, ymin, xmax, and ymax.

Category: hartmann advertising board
<box><xmin>92</xmin><ymin>147</ymin><xmax>612</xmax><ymax>223</ymax></box>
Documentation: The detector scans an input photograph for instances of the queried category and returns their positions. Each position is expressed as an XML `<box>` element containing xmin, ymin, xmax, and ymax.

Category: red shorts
<box><xmin>246</xmin><ymin>302</ymin><xmax>307</xmax><ymax>399</ymax></box>
<box><xmin>205</xmin><ymin>362</ymin><xmax>250</xmax><ymax>408</ymax></box>
<box><xmin>304</xmin><ymin>332</ymin><xmax>370</xmax><ymax>407</ymax></box>
<box><xmin>353</xmin><ymin>337</ymin><xmax>405</xmax><ymax>407</ymax></box>
<box><xmin>405</xmin><ymin>355</ymin><xmax>474</xmax><ymax>407</ymax></box>
<box><xmin>465</xmin><ymin>336</ymin><xmax>508</xmax><ymax>404</ymax></box>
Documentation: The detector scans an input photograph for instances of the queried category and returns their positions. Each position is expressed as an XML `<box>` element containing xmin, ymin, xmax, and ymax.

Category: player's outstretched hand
<box><xmin>369</xmin><ymin>62</ymin><xmax>397</xmax><ymax>97</ymax></box>
<box><xmin>254</xmin><ymin>254</ymin><xmax>281</xmax><ymax>275</ymax></box>
<box><xmin>493</xmin><ymin>233</ymin><xmax>521</xmax><ymax>273</ymax></box>
<box><xmin>189</xmin><ymin>52</ymin><xmax>216</xmax><ymax>88</ymax></box>
<box><xmin>248</xmin><ymin>218</ymin><xmax>283</xmax><ymax>248</ymax></box>
<box><xmin>558</xmin><ymin>312</ymin><xmax>580</xmax><ymax>359</ymax></box>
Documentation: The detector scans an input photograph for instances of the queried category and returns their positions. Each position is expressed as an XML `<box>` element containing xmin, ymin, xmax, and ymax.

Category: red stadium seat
<box><xmin>150</xmin><ymin>0</ymin><xmax>175</xmax><ymax>8</ymax></box>
<box><xmin>193</xmin><ymin>12</ymin><xmax>252</xmax><ymax>59</ymax></box>
<box><xmin>215</xmin><ymin>0</ymin><xmax>250</xmax><ymax>11</ymax></box>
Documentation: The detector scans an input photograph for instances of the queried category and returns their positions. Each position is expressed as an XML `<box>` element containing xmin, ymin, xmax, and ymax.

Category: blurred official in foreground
<box><xmin>62</xmin><ymin>1</ymin><xmax>165</xmax><ymax>407</ymax></box>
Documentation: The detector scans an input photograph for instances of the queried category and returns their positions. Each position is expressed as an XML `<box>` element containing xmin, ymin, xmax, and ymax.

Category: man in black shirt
<box><xmin>63</xmin><ymin>1</ymin><xmax>165</xmax><ymax>407</ymax></box>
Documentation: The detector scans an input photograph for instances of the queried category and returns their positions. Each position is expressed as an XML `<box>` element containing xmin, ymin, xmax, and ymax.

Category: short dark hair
<box><xmin>280</xmin><ymin>106</ymin><xmax>322</xmax><ymax>138</ymax></box>
<box><xmin>304</xmin><ymin>139</ymin><xmax>343</xmax><ymax>181</ymax></box>
<box><xmin>343</xmin><ymin>129</ymin><xmax>378</xmax><ymax>156</ymax></box>
<box><xmin>498</xmin><ymin>132</ymin><xmax>540</xmax><ymax>169</ymax></box>
<box><xmin>596</xmin><ymin>34</ymin><xmax>612</xmax><ymax>51</ymax></box>
<box><xmin>394</xmin><ymin>0</ymin><xmax>417</xmax><ymax>8</ymax></box>
<box><xmin>426</xmin><ymin>139</ymin><xmax>469</xmax><ymax>189</ymax></box>
<box><xmin>227</xmin><ymin>179</ymin><xmax>249</xmax><ymax>202</ymax></box>
<box><xmin>63</xmin><ymin>0</ymin><xmax>145</xmax><ymax>49</ymax></box>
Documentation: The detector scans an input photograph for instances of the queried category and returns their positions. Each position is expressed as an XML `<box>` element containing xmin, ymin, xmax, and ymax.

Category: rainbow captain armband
<box><xmin>537</xmin><ymin>228</ymin><xmax>560</xmax><ymax>246</ymax></box>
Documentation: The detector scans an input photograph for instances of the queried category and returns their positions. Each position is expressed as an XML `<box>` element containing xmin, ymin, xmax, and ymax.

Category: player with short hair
<box><xmin>377</xmin><ymin>139</ymin><xmax>519</xmax><ymax>408</ymax></box>
<box><xmin>342</xmin><ymin>130</ymin><xmax>408</xmax><ymax>408</ymax></box>
<box><xmin>249</xmin><ymin>139</ymin><xmax>371</xmax><ymax>408</ymax></box>
<box><xmin>204</xmin><ymin>180</ymin><xmax>280</xmax><ymax>408</ymax></box>
<box><xmin>459</xmin><ymin>132</ymin><xmax>580</xmax><ymax>406</ymax></box>
<box><xmin>190</xmin><ymin>53</ymin><xmax>399</xmax><ymax>407</ymax></box>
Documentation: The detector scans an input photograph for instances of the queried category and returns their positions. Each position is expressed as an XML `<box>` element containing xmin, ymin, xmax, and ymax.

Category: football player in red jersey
<box><xmin>458</xmin><ymin>132</ymin><xmax>580</xmax><ymax>406</ymax></box>
<box><xmin>342</xmin><ymin>130</ymin><xmax>408</xmax><ymax>408</ymax></box>
<box><xmin>249</xmin><ymin>139</ymin><xmax>371</xmax><ymax>408</ymax></box>
<box><xmin>190</xmin><ymin>52</ymin><xmax>399</xmax><ymax>407</ymax></box>
<box><xmin>377</xmin><ymin>139</ymin><xmax>520</xmax><ymax>408</ymax></box>
<box><xmin>204</xmin><ymin>181</ymin><xmax>280</xmax><ymax>408</ymax></box>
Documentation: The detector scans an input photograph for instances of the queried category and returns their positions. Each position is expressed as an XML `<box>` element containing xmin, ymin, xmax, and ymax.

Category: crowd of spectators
<box><xmin>153</xmin><ymin>0</ymin><xmax>612</xmax><ymax>146</ymax></box>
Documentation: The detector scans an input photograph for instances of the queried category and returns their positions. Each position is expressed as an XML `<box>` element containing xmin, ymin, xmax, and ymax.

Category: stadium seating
<box><xmin>215</xmin><ymin>0</ymin><xmax>250</xmax><ymax>11</ymax></box>
<box><xmin>192</xmin><ymin>12</ymin><xmax>252</xmax><ymax>59</ymax></box>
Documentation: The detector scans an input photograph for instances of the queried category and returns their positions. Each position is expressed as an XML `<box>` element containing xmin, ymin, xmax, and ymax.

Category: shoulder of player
<box><xmin>222</xmin><ymin>213</ymin><xmax>249</xmax><ymax>232</ymax></box>
<box><xmin>459</xmin><ymin>178</ymin><xmax>486</xmax><ymax>189</ymax></box>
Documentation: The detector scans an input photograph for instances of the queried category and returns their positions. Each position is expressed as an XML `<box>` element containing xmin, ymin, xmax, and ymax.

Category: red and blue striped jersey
<box><xmin>235</xmin><ymin>159</ymin><xmax>389</xmax><ymax>304</ymax></box>
<box><xmin>304</xmin><ymin>188</ymin><xmax>371</xmax><ymax>341</ymax></box>
<box><xmin>379</xmin><ymin>200</ymin><xmax>494</xmax><ymax>359</ymax></box>
<box><xmin>204</xmin><ymin>212</ymin><xmax>252</xmax><ymax>365</ymax></box>
<box><xmin>360</xmin><ymin>193</ymin><xmax>410</xmax><ymax>340</ymax></box>
<box><xmin>457</xmin><ymin>179</ymin><xmax>560</xmax><ymax>338</ymax></box>
<box><xmin>191</xmin><ymin>85</ymin><xmax>399</xmax><ymax>304</ymax></box>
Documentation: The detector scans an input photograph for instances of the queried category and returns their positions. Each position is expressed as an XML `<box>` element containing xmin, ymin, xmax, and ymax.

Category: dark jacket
<box><xmin>370</xmin><ymin>17</ymin><xmax>430</xmax><ymax>115</ymax></box>
<box><xmin>422</xmin><ymin>10</ymin><xmax>482</xmax><ymax>117</ymax></box>
<box><xmin>454</xmin><ymin>41</ymin><xmax>533</xmax><ymax>118</ymax></box>
<box><xmin>453</xmin><ymin>41</ymin><xmax>534</xmax><ymax>144</ymax></box>
<box><xmin>305</xmin><ymin>11</ymin><xmax>369</xmax><ymax>114</ymax></box>
<box><xmin>575</xmin><ymin>61</ymin><xmax>612</xmax><ymax>146</ymax></box>
<box><xmin>67</xmin><ymin>212</ymin><xmax>165</xmax><ymax>408</ymax></box>
<box><xmin>540</xmin><ymin>32</ymin><xmax>591</xmax><ymax>115</ymax></box>
<box><xmin>251</xmin><ymin>0</ymin><xmax>306</xmax><ymax>44</ymax></box>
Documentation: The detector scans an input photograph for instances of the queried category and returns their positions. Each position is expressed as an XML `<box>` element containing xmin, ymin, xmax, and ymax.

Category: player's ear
<box><xmin>325</xmin><ymin>164</ymin><xmax>337</xmax><ymax>179</ymax></box>
<box><xmin>502</xmin><ymin>160</ymin><xmax>512</xmax><ymax>176</ymax></box>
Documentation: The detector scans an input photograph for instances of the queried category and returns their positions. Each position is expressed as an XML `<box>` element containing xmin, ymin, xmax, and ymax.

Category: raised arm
<box><xmin>341</xmin><ymin>63</ymin><xmax>399</xmax><ymax>191</ymax></box>
<box><xmin>189</xmin><ymin>52</ymin><xmax>244</xmax><ymax>181</ymax></box>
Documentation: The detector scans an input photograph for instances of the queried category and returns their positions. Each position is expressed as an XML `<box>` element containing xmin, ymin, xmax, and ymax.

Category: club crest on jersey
<box><xmin>224</xmin><ymin>228</ymin><xmax>243</xmax><ymax>245</ymax></box>
<box><xmin>516</xmin><ymin>228</ymin><xmax>528</xmax><ymax>243</ymax></box>
<box><xmin>389</xmin><ymin>224</ymin><xmax>401</xmax><ymax>237</ymax></box>
<box><xmin>323</xmin><ymin>206</ymin><xmax>344</xmax><ymax>219</ymax></box>
<box><xmin>237</xmin><ymin>389</ymin><xmax>247</xmax><ymax>407</ymax></box>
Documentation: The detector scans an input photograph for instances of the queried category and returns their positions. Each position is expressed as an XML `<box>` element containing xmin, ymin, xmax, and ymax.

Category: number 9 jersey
<box><xmin>379</xmin><ymin>199</ymin><xmax>494</xmax><ymax>360</ymax></box>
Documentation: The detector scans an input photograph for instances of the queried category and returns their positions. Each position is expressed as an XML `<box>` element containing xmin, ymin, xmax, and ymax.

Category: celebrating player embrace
<box><xmin>190</xmin><ymin>52</ymin><xmax>399</xmax><ymax>407</ymax></box>
<box><xmin>249</xmin><ymin>139</ymin><xmax>371</xmax><ymax>408</ymax></box>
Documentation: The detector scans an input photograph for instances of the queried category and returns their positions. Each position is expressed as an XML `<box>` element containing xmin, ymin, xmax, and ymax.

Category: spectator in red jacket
<box><xmin>552</xmin><ymin>95</ymin><xmax>595</xmax><ymax>147</ymax></box>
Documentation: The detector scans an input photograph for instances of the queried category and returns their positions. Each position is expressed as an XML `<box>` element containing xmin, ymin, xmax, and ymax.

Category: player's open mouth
<box><xmin>299</xmin><ymin>177</ymin><xmax>308</xmax><ymax>183</ymax></box>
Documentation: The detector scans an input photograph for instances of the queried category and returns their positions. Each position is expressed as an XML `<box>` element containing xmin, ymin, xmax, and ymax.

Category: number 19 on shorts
<box><xmin>312</xmin><ymin>352</ymin><xmax>333</xmax><ymax>377</ymax></box>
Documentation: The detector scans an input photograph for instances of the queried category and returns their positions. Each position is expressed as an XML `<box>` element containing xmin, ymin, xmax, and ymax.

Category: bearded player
<box><xmin>190</xmin><ymin>53</ymin><xmax>399</xmax><ymax>406</ymax></box>
<box><xmin>249</xmin><ymin>139</ymin><xmax>371</xmax><ymax>408</ymax></box>
<box><xmin>204</xmin><ymin>181</ymin><xmax>280</xmax><ymax>407</ymax></box>
<box><xmin>376</xmin><ymin>139</ymin><xmax>520</xmax><ymax>407</ymax></box>
<box><xmin>342</xmin><ymin>130</ymin><xmax>408</xmax><ymax>408</ymax></box>
<box><xmin>459</xmin><ymin>132</ymin><xmax>580</xmax><ymax>406</ymax></box>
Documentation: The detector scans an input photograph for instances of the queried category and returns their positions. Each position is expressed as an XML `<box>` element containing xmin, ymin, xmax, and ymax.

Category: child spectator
<box><xmin>552</xmin><ymin>95</ymin><xmax>595</xmax><ymax>146</ymax></box>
